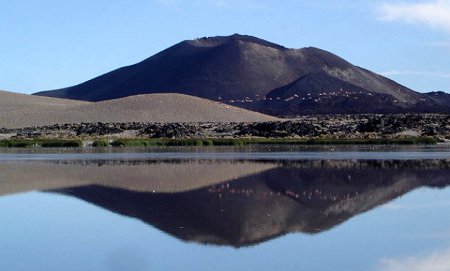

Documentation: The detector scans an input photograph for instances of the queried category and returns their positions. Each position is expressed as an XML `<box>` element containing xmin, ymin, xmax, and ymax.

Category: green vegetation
<box><xmin>0</xmin><ymin>136</ymin><xmax>437</xmax><ymax>148</ymax></box>
<box><xmin>0</xmin><ymin>139</ymin><xmax>83</xmax><ymax>148</ymax></box>
<box><xmin>40</xmin><ymin>140</ymin><xmax>82</xmax><ymax>147</ymax></box>
<box><xmin>92</xmin><ymin>140</ymin><xmax>109</xmax><ymax>147</ymax></box>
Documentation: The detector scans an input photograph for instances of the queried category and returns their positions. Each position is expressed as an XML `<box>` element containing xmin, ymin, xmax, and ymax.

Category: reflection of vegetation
<box><xmin>25</xmin><ymin>159</ymin><xmax>450</xmax><ymax>171</ymax></box>
<box><xmin>0</xmin><ymin>139</ymin><xmax>82</xmax><ymax>148</ymax></box>
<box><xmin>109</xmin><ymin>138</ymin><xmax>245</xmax><ymax>147</ymax></box>
<box><xmin>294</xmin><ymin>137</ymin><xmax>437</xmax><ymax>145</ymax></box>
<box><xmin>110</xmin><ymin>138</ymin><xmax>205</xmax><ymax>147</ymax></box>
<box><xmin>109</xmin><ymin>137</ymin><xmax>437</xmax><ymax>147</ymax></box>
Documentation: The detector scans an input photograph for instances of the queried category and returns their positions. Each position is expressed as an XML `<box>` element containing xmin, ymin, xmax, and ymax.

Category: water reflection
<box><xmin>2</xmin><ymin>159</ymin><xmax>448</xmax><ymax>247</ymax></box>
<box><xmin>58</xmin><ymin>160</ymin><xmax>450</xmax><ymax>247</ymax></box>
<box><xmin>0</xmin><ymin>160</ymin><xmax>277</xmax><ymax>195</ymax></box>
<box><xmin>379</xmin><ymin>248</ymin><xmax>450</xmax><ymax>271</ymax></box>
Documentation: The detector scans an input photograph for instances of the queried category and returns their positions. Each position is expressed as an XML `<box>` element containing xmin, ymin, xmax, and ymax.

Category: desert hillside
<box><xmin>0</xmin><ymin>89</ymin><xmax>86</xmax><ymax>107</ymax></box>
<box><xmin>0</xmin><ymin>90</ymin><xmax>277</xmax><ymax>128</ymax></box>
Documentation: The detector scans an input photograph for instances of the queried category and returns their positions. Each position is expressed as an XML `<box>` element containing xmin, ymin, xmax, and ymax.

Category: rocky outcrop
<box><xmin>1</xmin><ymin>114</ymin><xmax>449</xmax><ymax>141</ymax></box>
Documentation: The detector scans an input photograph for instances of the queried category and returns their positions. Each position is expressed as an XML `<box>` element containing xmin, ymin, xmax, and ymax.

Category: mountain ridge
<box><xmin>34</xmin><ymin>34</ymin><xmax>450</xmax><ymax>115</ymax></box>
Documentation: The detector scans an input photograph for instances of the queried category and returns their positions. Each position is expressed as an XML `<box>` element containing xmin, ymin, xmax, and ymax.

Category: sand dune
<box><xmin>0</xmin><ymin>90</ymin><xmax>277</xmax><ymax>128</ymax></box>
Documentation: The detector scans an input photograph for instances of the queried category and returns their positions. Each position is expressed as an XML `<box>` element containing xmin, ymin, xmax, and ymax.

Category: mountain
<box><xmin>34</xmin><ymin>34</ymin><xmax>449</xmax><ymax>115</ymax></box>
<box><xmin>0</xmin><ymin>90</ymin><xmax>276</xmax><ymax>128</ymax></box>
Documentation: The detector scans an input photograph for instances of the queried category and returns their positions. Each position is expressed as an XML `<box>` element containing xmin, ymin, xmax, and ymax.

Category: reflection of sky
<box><xmin>379</xmin><ymin>249</ymin><xmax>450</xmax><ymax>271</ymax></box>
<box><xmin>1</xmin><ymin>187</ymin><xmax>450</xmax><ymax>271</ymax></box>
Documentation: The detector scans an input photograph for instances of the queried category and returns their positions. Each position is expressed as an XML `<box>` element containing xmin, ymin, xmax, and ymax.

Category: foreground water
<box><xmin>1</xmin><ymin>146</ymin><xmax>450</xmax><ymax>271</ymax></box>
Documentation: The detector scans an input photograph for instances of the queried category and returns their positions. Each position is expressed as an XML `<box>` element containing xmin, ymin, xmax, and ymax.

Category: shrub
<box><xmin>93</xmin><ymin>140</ymin><xmax>109</xmax><ymax>147</ymax></box>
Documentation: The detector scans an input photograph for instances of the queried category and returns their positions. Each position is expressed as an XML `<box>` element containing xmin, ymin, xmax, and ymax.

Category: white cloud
<box><xmin>379</xmin><ymin>0</ymin><xmax>450</xmax><ymax>33</ymax></box>
<box><xmin>380</xmin><ymin>70</ymin><xmax>450</xmax><ymax>78</ymax></box>
<box><xmin>379</xmin><ymin>248</ymin><xmax>450</xmax><ymax>271</ymax></box>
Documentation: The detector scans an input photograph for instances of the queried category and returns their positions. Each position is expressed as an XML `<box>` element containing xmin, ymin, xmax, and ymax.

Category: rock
<box><xmin>1</xmin><ymin>114</ymin><xmax>448</xmax><ymax>140</ymax></box>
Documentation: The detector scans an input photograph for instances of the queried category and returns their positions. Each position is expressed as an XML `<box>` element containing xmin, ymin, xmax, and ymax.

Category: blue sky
<box><xmin>0</xmin><ymin>0</ymin><xmax>449</xmax><ymax>94</ymax></box>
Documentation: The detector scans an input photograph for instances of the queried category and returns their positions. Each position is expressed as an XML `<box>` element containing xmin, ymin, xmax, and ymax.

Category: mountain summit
<box><xmin>35</xmin><ymin>34</ymin><xmax>449</xmax><ymax>115</ymax></box>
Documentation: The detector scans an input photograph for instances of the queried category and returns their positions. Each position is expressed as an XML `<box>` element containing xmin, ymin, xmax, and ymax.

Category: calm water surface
<box><xmin>1</xmin><ymin>146</ymin><xmax>450</xmax><ymax>271</ymax></box>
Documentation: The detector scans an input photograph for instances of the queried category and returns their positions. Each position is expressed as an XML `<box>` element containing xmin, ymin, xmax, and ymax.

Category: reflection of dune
<box><xmin>0</xmin><ymin>160</ymin><xmax>277</xmax><ymax>196</ymax></box>
<box><xmin>53</xmin><ymin>160</ymin><xmax>450</xmax><ymax>247</ymax></box>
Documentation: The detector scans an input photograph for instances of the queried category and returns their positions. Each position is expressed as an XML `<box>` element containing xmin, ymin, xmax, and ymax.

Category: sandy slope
<box><xmin>0</xmin><ymin>90</ymin><xmax>277</xmax><ymax>128</ymax></box>
<box><xmin>0</xmin><ymin>90</ymin><xmax>87</xmax><ymax>107</ymax></box>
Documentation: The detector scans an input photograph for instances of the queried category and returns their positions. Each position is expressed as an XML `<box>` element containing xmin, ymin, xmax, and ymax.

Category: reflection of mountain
<box><xmin>54</xmin><ymin>160</ymin><xmax>450</xmax><ymax>247</ymax></box>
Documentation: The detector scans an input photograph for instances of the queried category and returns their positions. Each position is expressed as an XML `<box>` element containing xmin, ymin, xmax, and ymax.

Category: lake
<box><xmin>1</xmin><ymin>145</ymin><xmax>450</xmax><ymax>271</ymax></box>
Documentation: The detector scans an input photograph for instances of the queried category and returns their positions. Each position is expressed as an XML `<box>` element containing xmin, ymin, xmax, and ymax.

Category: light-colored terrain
<box><xmin>0</xmin><ymin>90</ymin><xmax>277</xmax><ymax>128</ymax></box>
<box><xmin>0</xmin><ymin>160</ymin><xmax>277</xmax><ymax>196</ymax></box>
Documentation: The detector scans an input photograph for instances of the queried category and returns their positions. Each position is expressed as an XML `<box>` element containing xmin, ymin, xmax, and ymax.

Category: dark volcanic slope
<box><xmin>424</xmin><ymin>91</ymin><xmax>450</xmax><ymax>110</ymax></box>
<box><xmin>37</xmin><ymin>34</ymin><xmax>302</xmax><ymax>101</ymax></box>
<box><xmin>262</xmin><ymin>73</ymin><xmax>420</xmax><ymax>114</ymax></box>
<box><xmin>34</xmin><ymin>34</ymin><xmax>448</xmax><ymax>115</ymax></box>
<box><xmin>267</xmin><ymin>72</ymin><xmax>368</xmax><ymax>98</ymax></box>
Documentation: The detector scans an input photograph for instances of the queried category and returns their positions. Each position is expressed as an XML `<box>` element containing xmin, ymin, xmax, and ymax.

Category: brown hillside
<box><xmin>0</xmin><ymin>90</ymin><xmax>276</xmax><ymax>128</ymax></box>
